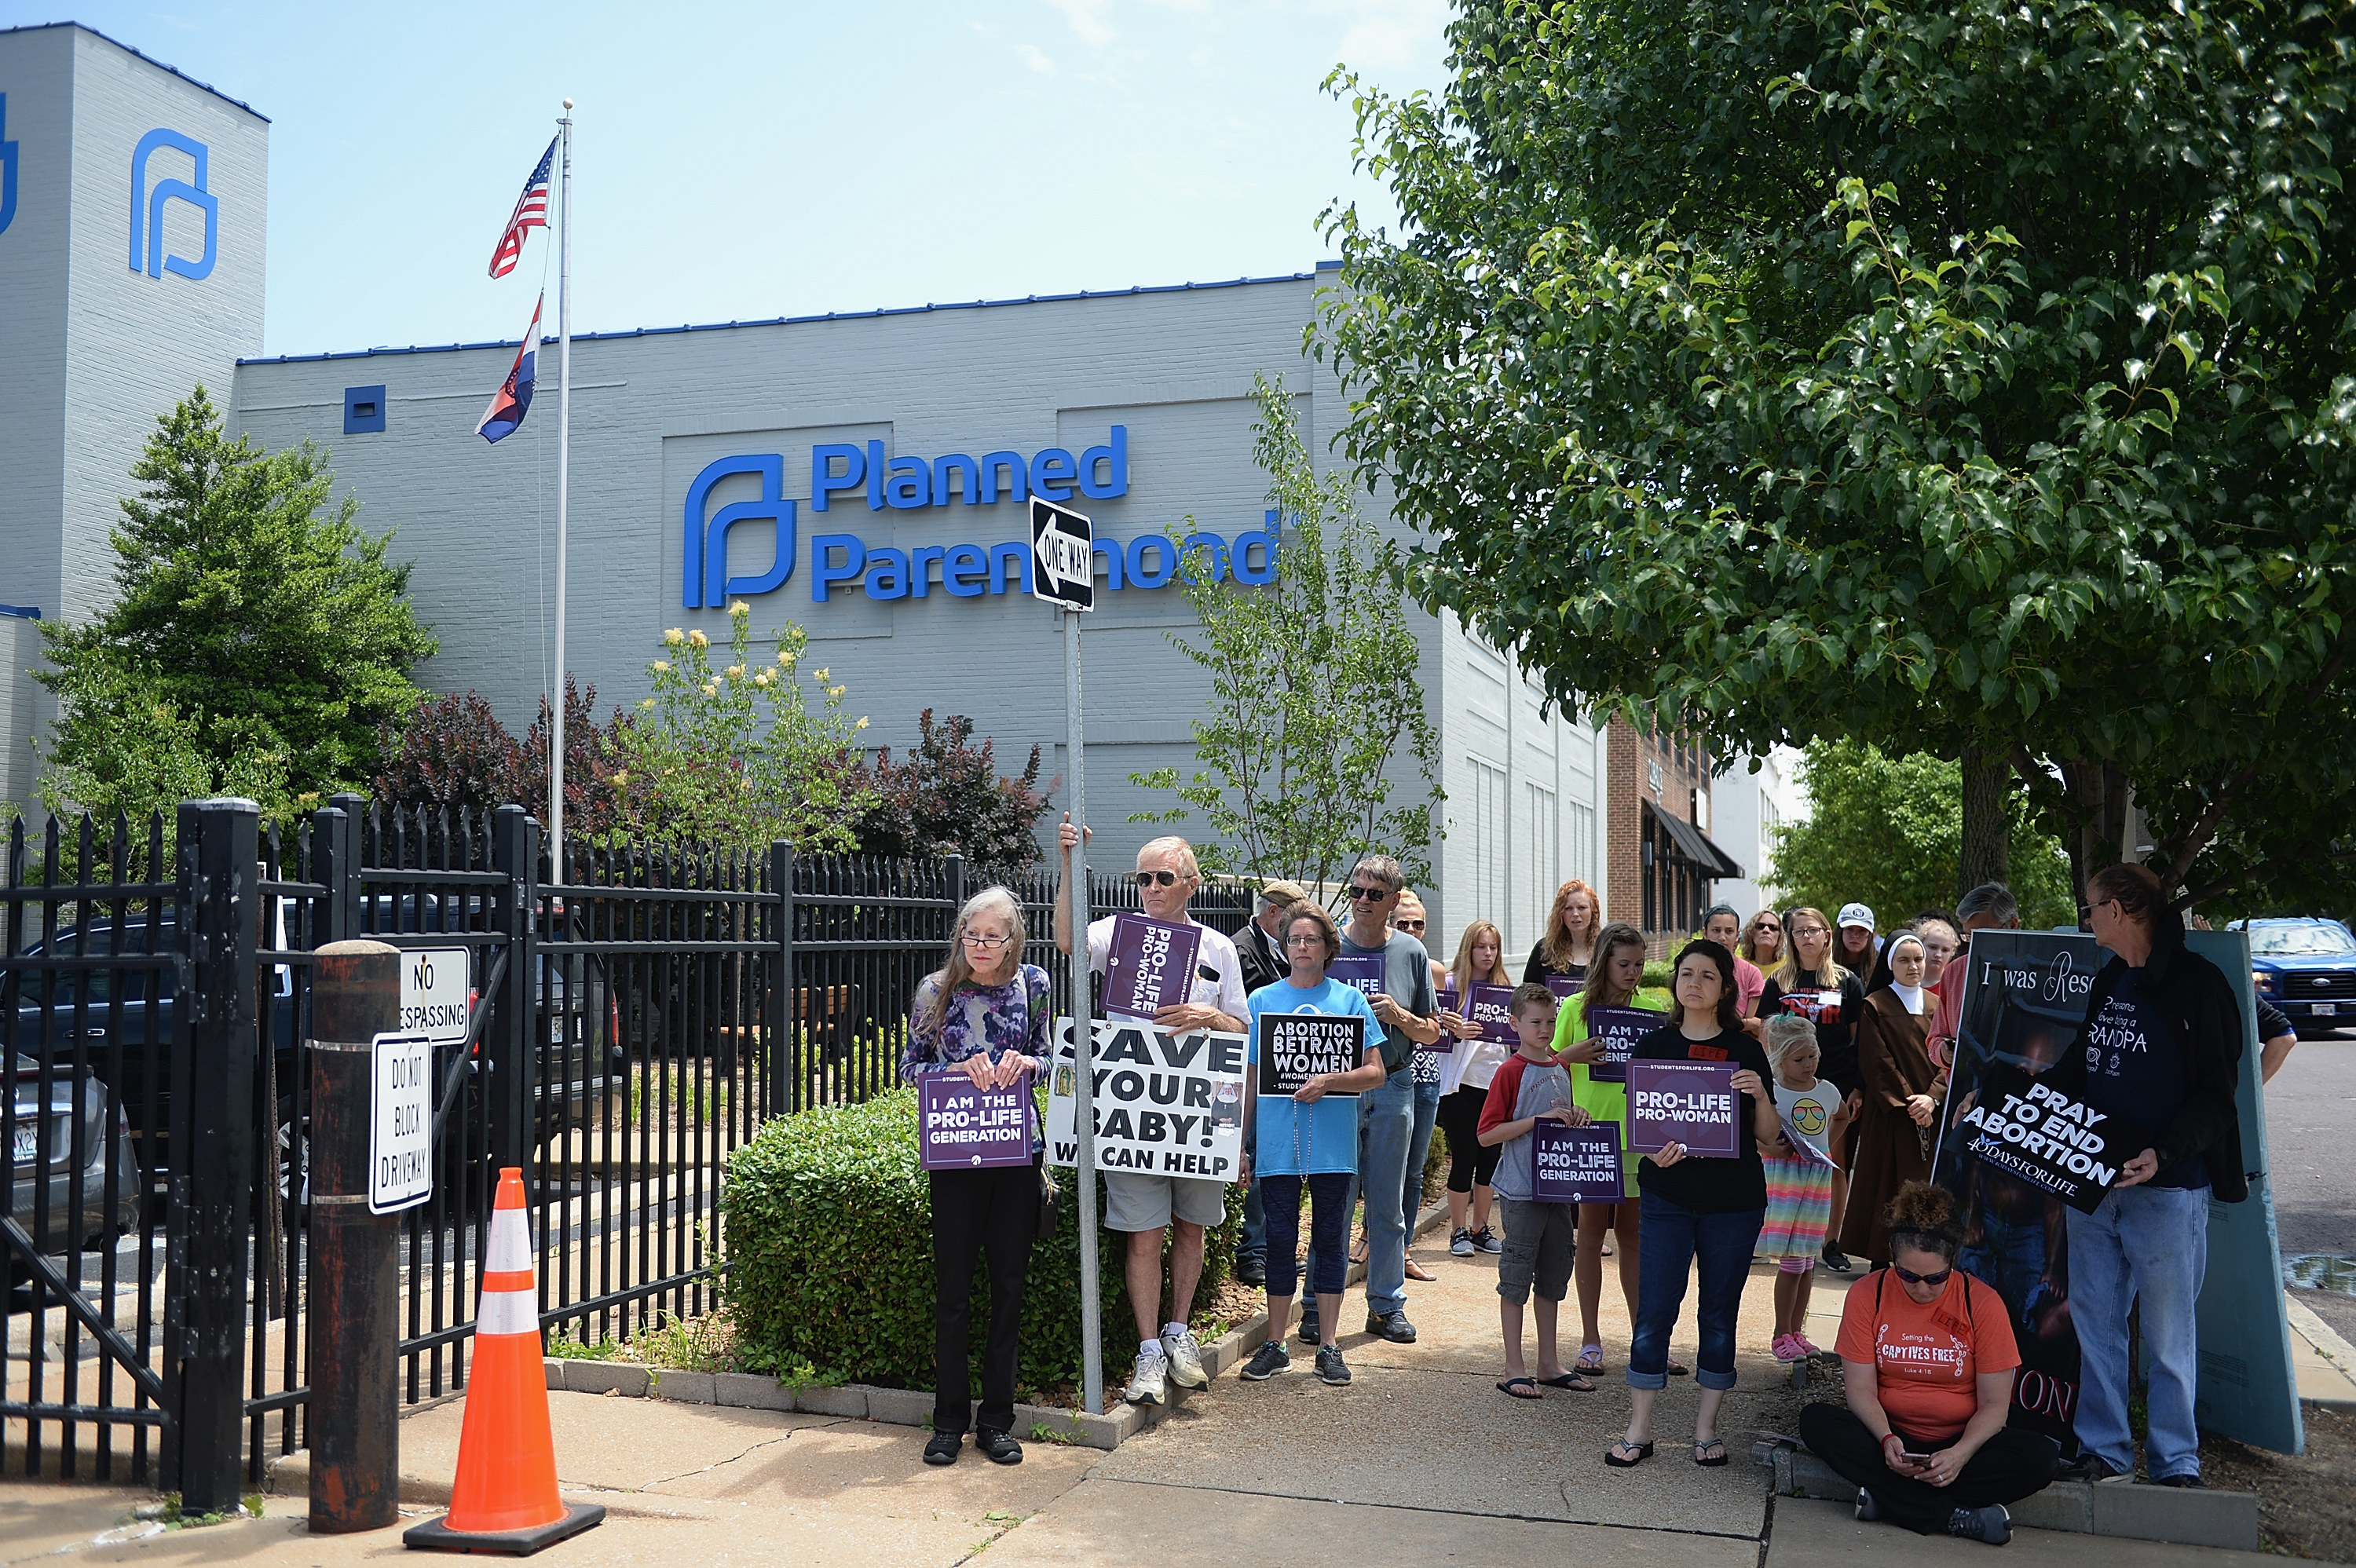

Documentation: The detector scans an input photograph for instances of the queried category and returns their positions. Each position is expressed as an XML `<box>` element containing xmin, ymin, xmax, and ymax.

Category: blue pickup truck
<box><xmin>2237</xmin><ymin>917</ymin><xmax>2356</xmax><ymax>1036</ymax></box>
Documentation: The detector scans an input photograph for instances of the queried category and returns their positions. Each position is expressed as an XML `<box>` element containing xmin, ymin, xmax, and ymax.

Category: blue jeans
<box><xmin>1342</xmin><ymin>1069</ymin><xmax>1415</xmax><ymax>1315</ymax></box>
<box><xmin>1260</xmin><ymin>1172</ymin><xmax>1352</xmax><ymax>1303</ymax></box>
<box><xmin>1958</xmin><ymin>1202</ymin><xmax>2053</xmax><ymax>1335</ymax></box>
<box><xmin>1403</xmin><ymin>1076</ymin><xmax>1442</xmax><ymax>1226</ymax></box>
<box><xmin>1238</xmin><ymin>1179</ymin><xmax>1266</xmax><ymax>1276</ymax></box>
<box><xmin>1629</xmin><ymin>1191</ymin><xmax>1765</xmax><ymax>1392</ymax></box>
<box><xmin>2067</xmin><ymin>1184</ymin><xmax>2210</xmax><ymax>1480</ymax></box>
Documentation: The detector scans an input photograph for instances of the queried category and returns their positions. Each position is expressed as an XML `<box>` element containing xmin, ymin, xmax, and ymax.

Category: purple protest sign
<box><xmin>1326</xmin><ymin>953</ymin><xmax>1385</xmax><ymax>1003</ymax></box>
<box><xmin>1626</xmin><ymin>1060</ymin><xmax>1741</xmax><ymax>1158</ymax></box>
<box><xmin>1543</xmin><ymin>974</ymin><xmax>1580</xmax><ymax>1002</ymax></box>
<box><xmin>1581</xmin><ymin>1005</ymin><xmax>1659</xmax><ymax>1084</ymax></box>
<box><xmin>1425</xmin><ymin>976</ymin><xmax>1458</xmax><ymax>1054</ymax></box>
<box><xmin>917</xmin><ymin>1073</ymin><xmax>1036</xmax><ymax>1171</ymax></box>
<box><xmin>1468</xmin><ymin>982</ymin><xmax>1518</xmax><ymax>1045</ymax></box>
<box><xmin>1103</xmin><ymin>912</ymin><xmax>1203</xmax><ymax>1022</ymax></box>
<box><xmin>1533</xmin><ymin>1120</ymin><xmax>1623</xmax><ymax>1203</ymax></box>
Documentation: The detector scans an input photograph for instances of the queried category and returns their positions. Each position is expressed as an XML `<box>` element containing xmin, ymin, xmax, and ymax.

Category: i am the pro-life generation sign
<box><xmin>369</xmin><ymin>1031</ymin><xmax>434</xmax><ymax>1214</ymax></box>
<box><xmin>1255</xmin><ymin>1012</ymin><xmax>1368</xmax><ymax>1098</ymax></box>
<box><xmin>1533</xmin><ymin>1120</ymin><xmax>1623</xmax><ymax>1203</ymax></box>
<box><xmin>1626</xmin><ymin>1060</ymin><xmax>1741</xmax><ymax>1157</ymax></box>
<box><xmin>1045</xmin><ymin>1019</ymin><xmax>1247</xmax><ymax>1180</ymax></box>
<box><xmin>916</xmin><ymin>1073</ymin><xmax>1037</xmax><ymax>1171</ymax></box>
<box><xmin>1579</xmin><ymin>1005</ymin><xmax>1659</xmax><ymax>1084</ymax></box>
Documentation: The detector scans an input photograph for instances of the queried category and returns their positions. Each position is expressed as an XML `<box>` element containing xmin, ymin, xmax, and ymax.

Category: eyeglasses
<box><xmin>1348</xmin><ymin>884</ymin><xmax>1389</xmax><ymax>901</ymax></box>
<box><xmin>1891</xmin><ymin>1264</ymin><xmax>1952</xmax><ymax>1288</ymax></box>
<box><xmin>1284</xmin><ymin>934</ymin><xmax>1326</xmax><ymax>948</ymax></box>
<box><xmin>1395</xmin><ymin>919</ymin><xmax>1425</xmax><ymax>932</ymax></box>
<box><xmin>1791</xmin><ymin>924</ymin><xmax>1827</xmax><ymax>939</ymax></box>
<box><xmin>1133</xmin><ymin>868</ymin><xmax>1184</xmax><ymax>888</ymax></box>
<box><xmin>960</xmin><ymin>934</ymin><xmax>1013</xmax><ymax>952</ymax></box>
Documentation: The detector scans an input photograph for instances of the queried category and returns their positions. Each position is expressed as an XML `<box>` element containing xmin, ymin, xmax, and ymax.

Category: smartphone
<box><xmin>1901</xmin><ymin>1449</ymin><xmax>1933</xmax><ymax>1464</ymax></box>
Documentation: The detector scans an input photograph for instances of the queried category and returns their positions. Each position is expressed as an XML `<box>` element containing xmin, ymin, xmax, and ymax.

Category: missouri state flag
<box><xmin>475</xmin><ymin>293</ymin><xmax>542</xmax><ymax>444</ymax></box>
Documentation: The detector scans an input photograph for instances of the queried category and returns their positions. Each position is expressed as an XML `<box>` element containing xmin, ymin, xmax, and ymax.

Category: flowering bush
<box><xmin>613</xmin><ymin>603</ymin><xmax>873</xmax><ymax>849</ymax></box>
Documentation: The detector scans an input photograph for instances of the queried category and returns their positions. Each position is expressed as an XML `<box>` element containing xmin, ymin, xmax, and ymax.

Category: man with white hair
<box><xmin>1055</xmin><ymin>817</ymin><xmax>1248</xmax><ymax>1406</ymax></box>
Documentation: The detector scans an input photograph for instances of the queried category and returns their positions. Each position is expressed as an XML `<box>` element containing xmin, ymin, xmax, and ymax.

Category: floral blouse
<box><xmin>901</xmin><ymin>963</ymin><xmax>1053</xmax><ymax>1088</ymax></box>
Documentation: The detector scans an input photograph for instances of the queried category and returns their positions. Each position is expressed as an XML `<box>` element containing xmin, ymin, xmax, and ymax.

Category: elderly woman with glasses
<box><xmin>1798</xmin><ymin>1183</ymin><xmax>2061</xmax><ymax>1544</ymax></box>
<box><xmin>902</xmin><ymin>886</ymin><xmax>1049</xmax><ymax>1469</ymax></box>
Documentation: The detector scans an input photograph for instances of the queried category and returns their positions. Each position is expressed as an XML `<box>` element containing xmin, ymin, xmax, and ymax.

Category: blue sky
<box><xmin>55</xmin><ymin>2</ymin><xmax>1454</xmax><ymax>357</ymax></box>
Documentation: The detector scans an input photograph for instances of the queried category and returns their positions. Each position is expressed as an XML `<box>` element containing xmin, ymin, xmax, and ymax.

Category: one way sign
<box><xmin>1030</xmin><ymin>498</ymin><xmax>1094</xmax><ymax>612</ymax></box>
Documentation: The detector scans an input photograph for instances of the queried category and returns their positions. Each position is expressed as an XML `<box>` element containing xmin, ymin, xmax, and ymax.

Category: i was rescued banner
<box><xmin>1045</xmin><ymin>1018</ymin><xmax>1247</xmax><ymax>1182</ymax></box>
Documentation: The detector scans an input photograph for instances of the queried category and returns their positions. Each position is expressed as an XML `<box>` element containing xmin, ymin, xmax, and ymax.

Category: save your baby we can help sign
<box><xmin>1045</xmin><ymin>1018</ymin><xmax>1247</xmax><ymax>1180</ymax></box>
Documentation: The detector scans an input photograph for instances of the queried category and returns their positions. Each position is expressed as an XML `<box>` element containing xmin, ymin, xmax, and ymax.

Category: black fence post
<box><xmin>945</xmin><ymin>854</ymin><xmax>966</xmax><ymax>920</ymax></box>
<box><xmin>163</xmin><ymin>796</ymin><xmax>261</xmax><ymax>1513</ymax></box>
<box><xmin>767</xmin><ymin>842</ymin><xmax>792</xmax><ymax>1122</ymax></box>
<box><xmin>488</xmin><ymin>806</ymin><xmax>539</xmax><ymax>1188</ymax></box>
<box><xmin>324</xmin><ymin>792</ymin><xmax>367</xmax><ymax>942</ymax></box>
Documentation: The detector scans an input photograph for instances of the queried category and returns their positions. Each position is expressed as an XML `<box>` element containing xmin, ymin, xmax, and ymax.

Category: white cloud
<box><xmin>1045</xmin><ymin>0</ymin><xmax>1118</xmax><ymax>47</ymax></box>
<box><xmin>1017</xmin><ymin>42</ymin><xmax>1058</xmax><ymax>72</ymax></box>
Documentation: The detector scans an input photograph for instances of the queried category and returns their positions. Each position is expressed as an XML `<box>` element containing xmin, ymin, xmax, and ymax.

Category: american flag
<box><xmin>487</xmin><ymin>136</ymin><xmax>556</xmax><ymax>279</ymax></box>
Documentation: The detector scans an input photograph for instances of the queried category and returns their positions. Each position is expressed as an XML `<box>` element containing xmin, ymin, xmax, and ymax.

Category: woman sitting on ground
<box><xmin>1798</xmin><ymin>1182</ymin><xmax>2062</xmax><ymax>1547</ymax></box>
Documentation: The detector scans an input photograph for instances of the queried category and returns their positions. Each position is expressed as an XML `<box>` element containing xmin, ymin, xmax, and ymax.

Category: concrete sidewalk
<box><xmin>0</xmin><ymin>1230</ymin><xmax>2318</xmax><ymax>1567</ymax></box>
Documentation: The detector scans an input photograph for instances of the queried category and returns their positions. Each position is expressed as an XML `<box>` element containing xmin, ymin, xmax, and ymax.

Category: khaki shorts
<box><xmin>1103</xmin><ymin>1171</ymin><xmax>1227</xmax><ymax>1233</ymax></box>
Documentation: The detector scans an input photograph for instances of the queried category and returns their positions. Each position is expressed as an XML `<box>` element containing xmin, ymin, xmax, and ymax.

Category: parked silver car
<box><xmin>9</xmin><ymin>1053</ymin><xmax>141</xmax><ymax>1263</ymax></box>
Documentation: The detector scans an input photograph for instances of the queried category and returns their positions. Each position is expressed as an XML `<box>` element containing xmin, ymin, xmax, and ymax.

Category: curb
<box><xmin>270</xmin><ymin>1197</ymin><xmax>1456</xmax><ymax>1493</ymax></box>
<box><xmin>1758</xmin><ymin>1443</ymin><xmax>2260</xmax><ymax>1550</ymax></box>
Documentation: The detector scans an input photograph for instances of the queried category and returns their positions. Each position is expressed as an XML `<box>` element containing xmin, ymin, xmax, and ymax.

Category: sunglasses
<box><xmin>1754</xmin><ymin>921</ymin><xmax>1780</xmax><ymax>932</ymax></box>
<box><xmin>1892</xmin><ymin>1264</ymin><xmax>1952</xmax><ymax>1288</ymax></box>
<box><xmin>1395</xmin><ymin>919</ymin><xmax>1425</xmax><ymax>932</ymax></box>
<box><xmin>1133</xmin><ymin>869</ymin><xmax>1185</xmax><ymax>888</ymax></box>
<box><xmin>2077</xmin><ymin>896</ymin><xmax>2115</xmax><ymax>924</ymax></box>
<box><xmin>1348</xmin><ymin>885</ymin><xmax>1390</xmax><ymax>901</ymax></box>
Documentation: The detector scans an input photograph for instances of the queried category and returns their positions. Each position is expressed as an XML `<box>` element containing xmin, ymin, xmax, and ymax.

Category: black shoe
<box><xmin>1820</xmin><ymin>1239</ymin><xmax>1853</xmax><ymax>1274</ymax></box>
<box><xmin>972</xmin><ymin>1427</ymin><xmax>1023</xmax><ymax>1465</ymax></box>
<box><xmin>1297</xmin><ymin>1307</ymin><xmax>1321</xmax><ymax>1346</ymax></box>
<box><xmin>1946</xmin><ymin>1504</ymin><xmax>2010</xmax><ymax>1545</ymax></box>
<box><xmin>1315</xmin><ymin>1344</ymin><xmax>1352</xmax><ymax>1385</ymax></box>
<box><xmin>1856</xmin><ymin>1487</ymin><xmax>1880</xmax><ymax>1522</ymax></box>
<box><xmin>1239</xmin><ymin>1340</ymin><xmax>1291</xmax><ymax>1381</ymax></box>
<box><xmin>1365</xmin><ymin>1309</ymin><xmax>1418</xmax><ymax>1343</ymax></box>
<box><xmin>923</xmin><ymin>1430</ymin><xmax>961</xmax><ymax>1466</ymax></box>
<box><xmin>2156</xmin><ymin>1473</ymin><xmax>2205</xmax><ymax>1489</ymax></box>
<box><xmin>2062</xmin><ymin>1453</ymin><xmax>2125</xmax><ymax>1483</ymax></box>
<box><xmin>1235</xmin><ymin>1263</ymin><xmax>1267</xmax><ymax>1288</ymax></box>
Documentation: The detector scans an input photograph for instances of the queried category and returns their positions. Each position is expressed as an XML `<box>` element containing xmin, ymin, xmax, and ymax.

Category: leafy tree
<box><xmin>1128</xmin><ymin>374</ymin><xmax>1443</xmax><ymax>892</ymax></box>
<box><xmin>1314</xmin><ymin>0</ymin><xmax>2355</xmax><ymax>912</ymax></box>
<box><xmin>1767</xmin><ymin>740</ymin><xmax>2074</xmax><ymax>930</ymax></box>
<box><xmin>37</xmin><ymin>386</ymin><xmax>437</xmax><ymax>805</ymax></box>
<box><xmin>613</xmin><ymin>603</ymin><xmax>873</xmax><ymax>849</ymax></box>
<box><xmin>373</xmin><ymin>676</ymin><xmax>636</xmax><ymax>839</ymax></box>
<box><xmin>851</xmin><ymin>710</ymin><xmax>1053</xmax><ymax>873</ymax></box>
<box><xmin>37</xmin><ymin>661</ymin><xmax>302</xmax><ymax>831</ymax></box>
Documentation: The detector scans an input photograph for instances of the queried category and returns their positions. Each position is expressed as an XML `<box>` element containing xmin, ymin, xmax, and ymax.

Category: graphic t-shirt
<box><xmin>1246</xmin><ymin>978</ymin><xmax>1381</xmax><ymax>1178</ymax></box>
<box><xmin>1760</xmin><ymin>969</ymin><xmax>1866</xmax><ymax>1096</ymax></box>
<box><xmin>1772</xmin><ymin>1079</ymin><xmax>1838</xmax><ymax>1162</ymax></box>
<box><xmin>1835</xmin><ymin>1270</ymin><xmax>2020</xmax><ymax>1444</ymax></box>
<box><xmin>2080</xmin><ymin>967</ymin><xmax>2203</xmax><ymax>1188</ymax></box>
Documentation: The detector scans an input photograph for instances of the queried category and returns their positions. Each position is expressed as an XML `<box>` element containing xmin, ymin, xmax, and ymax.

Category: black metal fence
<box><xmin>5</xmin><ymin>796</ymin><xmax>1253</xmax><ymax>1500</ymax></box>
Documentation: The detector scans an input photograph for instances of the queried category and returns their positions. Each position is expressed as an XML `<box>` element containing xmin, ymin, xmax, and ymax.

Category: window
<box><xmin>1526</xmin><ymin>782</ymin><xmax>1557</xmax><ymax>945</ymax></box>
<box><xmin>1466</xmin><ymin>759</ymin><xmax>1508</xmax><ymax>923</ymax></box>
<box><xmin>1567</xmin><ymin>802</ymin><xmax>1597</xmax><ymax>891</ymax></box>
<box><xmin>344</xmin><ymin>385</ymin><xmax>386</xmax><ymax>434</ymax></box>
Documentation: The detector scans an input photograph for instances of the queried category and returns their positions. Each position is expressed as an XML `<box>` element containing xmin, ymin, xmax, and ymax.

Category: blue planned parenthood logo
<box><xmin>0</xmin><ymin>95</ymin><xmax>18</xmax><ymax>238</ymax></box>
<box><xmin>130</xmin><ymin>126</ymin><xmax>217</xmax><ymax>280</ymax></box>
<box><xmin>682</xmin><ymin>455</ymin><xmax>794</xmax><ymax>608</ymax></box>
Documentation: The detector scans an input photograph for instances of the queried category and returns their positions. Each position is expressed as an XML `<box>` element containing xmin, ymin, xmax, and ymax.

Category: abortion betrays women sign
<box><xmin>1933</xmin><ymin>930</ymin><xmax>2301</xmax><ymax>1457</ymax></box>
<box><xmin>1044</xmin><ymin>1018</ymin><xmax>1246</xmax><ymax>1181</ymax></box>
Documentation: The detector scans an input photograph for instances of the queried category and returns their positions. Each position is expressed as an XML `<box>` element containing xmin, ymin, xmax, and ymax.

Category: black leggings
<box><xmin>1438</xmin><ymin>1084</ymin><xmax>1502</xmax><ymax>1194</ymax></box>
<box><xmin>928</xmin><ymin>1161</ymin><xmax>1037</xmax><ymax>1435</ymax></box>
<box><xmin>1798</xmin><ymin>1403</ymin><xmax>2061</xmax><ymax>1532</ymax></box>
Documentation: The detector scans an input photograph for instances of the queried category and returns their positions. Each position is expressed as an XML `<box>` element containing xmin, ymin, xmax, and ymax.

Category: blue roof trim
<box><xmin>0</xmin><ymin>604</ymin><xmax>44</xmax><ymax>620</ymax></box>
<box><xmin>240</xmin><ymin>270</ymin><xmax>1325</xmax><ymax>366</ymax></box>
<box><xmin>2</xmin><ymin>23</ymin><xmax>269</xmax><ymax>121</ymax></box>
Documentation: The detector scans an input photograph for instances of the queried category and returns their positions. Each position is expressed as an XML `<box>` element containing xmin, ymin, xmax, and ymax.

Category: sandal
<box><xmin>1537</xmin><ymin>1372</ymin><xmax>1595</xmax><ymax>1392</ymax></box>
<box><xmin>1350</xmin><ymin>1238</ymin><xmax>1370</xmax><ymax>1266</ymax></box>
<box><xmin>1604</xmin><ymin>1439</ymin><xmax>1655</xmax><ymax>1468</ymax></box>
<box><xmin>1404</xmin><ymin>1257</ymin><xmax>1437</xmax><ymax>1281</ymax></box>
<box><xmin>1497</xmin><ymin>1376</ymin><xmax>1542</xmax><ymax>1400</ymax></box>
<box><xmin>1693</xmin><ymin>1436</ymin><xmax>1729</xmax><ymax>1467</ymax></box>
<box><xmin>1666</xmin><ymin>1358</ymin><xmax>1691</xmax><ymax>1376</ymax></box>
<box><xmin>1575</xmin><ymin>1346</ymin><xmax>1607</xmax><ymax>1376</ymax></box>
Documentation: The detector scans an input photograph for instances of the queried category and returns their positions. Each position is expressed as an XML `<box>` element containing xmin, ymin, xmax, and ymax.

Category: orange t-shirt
<box><xmin>1835</xmin><ymin>1269</ymin><xmax>2019</xmax><ymax>1443</ymax></box>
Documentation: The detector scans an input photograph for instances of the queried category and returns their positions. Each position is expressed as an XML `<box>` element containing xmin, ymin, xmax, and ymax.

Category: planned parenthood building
<box><xmin>2</xmin><ymin>23</ymin><xmax>1758</xmax><ymax>956</ymax></box>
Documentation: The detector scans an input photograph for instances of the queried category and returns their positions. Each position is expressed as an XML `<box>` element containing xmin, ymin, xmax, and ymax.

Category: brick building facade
<box><xmin>1604</xmin><ymin>716</ymin><xmax>1742</xmax><ymax>956</ymax></box>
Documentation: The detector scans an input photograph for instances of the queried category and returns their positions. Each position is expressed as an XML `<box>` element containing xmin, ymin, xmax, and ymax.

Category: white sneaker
<box><xmin>1125</xmin><ymin>1343</ymin><xmax>1169</xmax><ymax>1405</ymax></box>
<box><xmin>1162</xmin><ymin>1325</ymin><xmax>1208</xmax><ymax>1389</ymax></box>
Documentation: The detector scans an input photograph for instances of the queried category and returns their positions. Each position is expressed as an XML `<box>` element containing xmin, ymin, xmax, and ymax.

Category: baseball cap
<box><xmin>1257</xmin><ymin>879</ymin><xmax>1311</xmax><ymax>908</ymax></box>
<box><xmin>1836</xmin><ymin>902</ymin><xmax>1875</xmax><ymax>931</ymax></box>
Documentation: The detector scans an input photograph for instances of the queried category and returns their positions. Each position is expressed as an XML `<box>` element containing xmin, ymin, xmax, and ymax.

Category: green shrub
<box><xmin>722</xmin><ymin>1090</ymin><xmax>1239</xmax><ymax>1401</ymax></box>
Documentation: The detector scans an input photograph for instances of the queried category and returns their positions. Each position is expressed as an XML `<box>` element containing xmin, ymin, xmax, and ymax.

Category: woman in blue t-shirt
<box><xmin>1237</xmin><ymin>901</ymin><xmax>1386</xmax><ymax>1388</ymax></box>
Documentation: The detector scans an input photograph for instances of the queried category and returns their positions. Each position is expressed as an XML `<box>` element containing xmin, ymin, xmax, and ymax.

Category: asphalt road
<box><xmin>2263</xmin><ymin>1027</ymin><xmax>2356</xmax><ymax>1342</ymax></box>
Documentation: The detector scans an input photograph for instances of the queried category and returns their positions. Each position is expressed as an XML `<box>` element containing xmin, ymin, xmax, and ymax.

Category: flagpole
<box><xmin>550</xmin><ymin>100</ymin><xmax>573</xmax><ymax>880</ymax></box>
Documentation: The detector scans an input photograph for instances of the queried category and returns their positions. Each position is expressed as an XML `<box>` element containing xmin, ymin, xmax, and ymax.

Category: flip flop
<box><xmin>1497</xmin><ymin>1376</ymin><xmax>1542</xmax><ymax>1400</ymax></box>
<box><xmin>1693</xmin><ymin>1436</ymin><xmax>1730</xmax><ymax>1467</ymax></box>
<box><xmin>1604</xmin><ymin>1439</ymin><xmax>1655</xmax><ymax>1468</ymax></box>
<box><xmin>1404</xmin><ymin>1258</ymin><xmax>1437</xmax><ymax>1281</ymax></box>
<box><xmin>1537</xmin><ymin>1372</ymin><xmax>1595</xmax><ymax>1392</ymax></box>
<box><xmin>1575</xmin><ymin>1347</ymin><xmax>1607</xmax><ymax>1376</ymax></box>
<box><xmin>1666</xmin><ymin>1358</ymin><xmax>1691</xmax><ymax>1376</ymax></box>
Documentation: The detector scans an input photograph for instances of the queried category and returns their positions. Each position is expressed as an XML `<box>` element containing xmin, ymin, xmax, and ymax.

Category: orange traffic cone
<box><xmin>405</xmin><ymin>1169</ymin><xmax>605</xmax><ymax>1555</ymax></box>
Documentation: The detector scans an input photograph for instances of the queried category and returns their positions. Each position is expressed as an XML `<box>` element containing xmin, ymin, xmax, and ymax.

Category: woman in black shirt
<box><xmin>1606</xmin><ymin>941</ymin><xmax>1780</xmax><ymax>1472</ymax></box>
<box><xmin>1523</xmin><ymin>878</ymin><xmax>1601</xmax><ymax>985</ymax></box>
